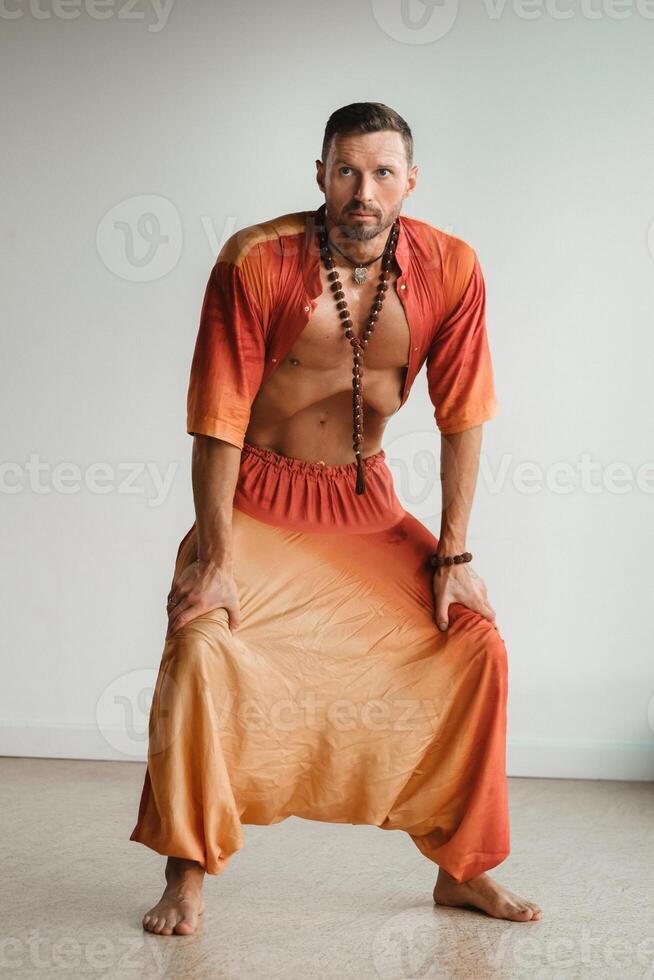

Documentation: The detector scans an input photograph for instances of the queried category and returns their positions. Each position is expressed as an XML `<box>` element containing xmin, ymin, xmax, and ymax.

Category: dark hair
<box><xmin>321</xmin><ymin>102</ymin><xmax>414</xmax><ymax>169</ymax></box>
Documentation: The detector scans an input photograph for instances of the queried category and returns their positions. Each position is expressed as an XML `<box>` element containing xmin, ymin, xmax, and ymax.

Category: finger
<box><xmin>167</xmin><ymin>582</ymin><xmax>191</xmax><ymax>610</ymax></box>
<box><xmin>165</xmin><ymin>603</ymin><xmax>184</xmax><ymax>636</ymax></box>
<box><xmin>166</xmin><ymin>611</ymin><xmax>195</xmax><ymax>638</ymax></box>
<box><xmin>434</xmin><ymin>601</ymin><xmax>450</xmax><ymax>632</ymax></box>
<box><xmin>223</xmin><ymin>601</ymin><xmax>241</xmax><ymax>633</ymax></box>
<box><xmin>166</xmin><ymin>586</ymin><xmax>183</xmax><ymax>610</ymax></box>
<box><xmin>166</xmin><ymin>597</ymin><xmax>194</xmax><ymax>638</ymax></box>
<box><xmin>201</xmin><ymin>600</ymin><xmax>241</xmax><ymax>633</ymax></box>
<box><xmin>170</xmin><ymin>601</ymin><xmax>235</xmax><ymax>638</ymax></box>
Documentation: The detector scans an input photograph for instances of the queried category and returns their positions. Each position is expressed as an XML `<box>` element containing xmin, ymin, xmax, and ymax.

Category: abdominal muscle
<box><xmin>244</xmin><ymin>361</ymin><xmax>408</xmax><ymax>466</ymax></box>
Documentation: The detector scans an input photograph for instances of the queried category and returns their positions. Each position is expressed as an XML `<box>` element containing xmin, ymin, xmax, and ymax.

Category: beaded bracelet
<box><xmin>429</xmin><ymin>551</ymin><xmax>473</xmax><ymax>569</ymax></box>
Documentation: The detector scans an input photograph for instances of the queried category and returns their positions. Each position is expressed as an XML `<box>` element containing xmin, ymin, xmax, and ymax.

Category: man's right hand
<box><xmin>165</xmin><ymin>558</ymin><xmax>242</xmax><ymax>639</ymax></box>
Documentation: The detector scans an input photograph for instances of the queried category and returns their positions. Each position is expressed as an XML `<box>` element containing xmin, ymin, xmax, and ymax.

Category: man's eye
<box><xmin>378</xmin><ymin>169</ymin><xmax>390</xmax><ymax>177</ymax></box>
<box><xmin>339</xmin><ymin>167</ymin><xmax>352</xmax><ymax>176</ymax></box>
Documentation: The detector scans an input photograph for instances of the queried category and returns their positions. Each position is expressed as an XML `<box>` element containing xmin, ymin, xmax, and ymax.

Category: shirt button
<box><xmin>303</xmin><ymin>305</ymin><xmax>311</xmax><ymax>312</ymax></box>
<box><xmin>400</xmin><ymin>284</ymin><xmax>406</xmax><ymax>290</ymax></box>
<box><xmin>413</xmin><ymin>346</ymin><xmax>418</xmax><ymax>351</ymax></box>
<box><xmin>271</xmin><ymin>357</ymin><xmax>277</xmax><ymax>362</ymax></box>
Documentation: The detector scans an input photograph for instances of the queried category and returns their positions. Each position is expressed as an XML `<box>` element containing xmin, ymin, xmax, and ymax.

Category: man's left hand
<box><xmin>432</xmin><ymin>563</ymin><xmax>496</xmax><ymax>632</ymax></box>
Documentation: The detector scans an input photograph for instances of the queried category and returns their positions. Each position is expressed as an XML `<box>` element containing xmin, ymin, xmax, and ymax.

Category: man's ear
<box><xmin>403</xmin><ymin>164</ymin><xmax>419</xmax><ymax>200</ymax></box>
<box><xmin>315</xmin><ymin>159</ymin><xmax>325</xmax><ymax>193</ymax></box>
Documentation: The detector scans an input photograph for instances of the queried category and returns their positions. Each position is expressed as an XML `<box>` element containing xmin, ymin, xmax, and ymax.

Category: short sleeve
<box><xmin>426</xmin><ymin>249</ymin><xmax>499</xmax><ymax>434</ymax></box>
<box><xmin>186</xmin><ymin>247</ymin><xmax>266</xmax><ymax>449</ymax></box>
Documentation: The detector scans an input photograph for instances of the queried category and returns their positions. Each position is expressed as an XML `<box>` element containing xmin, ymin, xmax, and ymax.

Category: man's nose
<box><xmin>355</xmin><ymin>174</ymin><xmax>375</xmax><ymax>202</ymax></box>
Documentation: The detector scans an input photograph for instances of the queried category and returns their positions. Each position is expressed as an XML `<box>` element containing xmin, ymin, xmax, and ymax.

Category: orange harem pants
<box><xmin>130</xmin><ymin>441</ymin><xmax>510</xmax><ymax>884</ymax></box>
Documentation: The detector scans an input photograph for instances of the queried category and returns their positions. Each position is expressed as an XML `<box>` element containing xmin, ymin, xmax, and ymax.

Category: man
<box><xmin>130</xmin><ymin>102</ymin><xmax>542</xmax><ymax>935</ymax></box>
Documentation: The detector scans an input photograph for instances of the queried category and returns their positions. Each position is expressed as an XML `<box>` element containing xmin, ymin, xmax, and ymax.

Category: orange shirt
<box><xmin>186</xmin><ymin>207</ymin><xmax>499</xmax><ymax>449</ymax></box>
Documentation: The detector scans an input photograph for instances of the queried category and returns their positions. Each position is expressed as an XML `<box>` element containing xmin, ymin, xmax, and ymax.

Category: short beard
<box><xmin>326</xmin><ymin>200</ymin><xmax>403</xmax><ymax>242</ymax></box>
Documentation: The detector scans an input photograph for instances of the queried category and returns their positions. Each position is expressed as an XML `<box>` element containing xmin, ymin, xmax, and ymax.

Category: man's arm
<box><xmin>437</xmin><ymin>426</ymin><xmax>482</xmax><ymax>555</ymax></box>
<box><xmin>166</xmin><ymin>233</ymin><xmax>267</xmax><ymax>638</ymax></box>
<box><xmin>425</xmin><ymin>244</ymin><xmax>499</xmax><ymax>631</ymax></box>
<box><xmin>192</xmin><ymin>434</ymin><xmax>241</xmax><ymax>567</ymax></box>
<box><xmin>432</xmin><ymin>426</ymin><xmax>496</xmax><ymax>632</ymax></box>
<box><xmin>166</xmin><ymin>435</ymin><xmax>243</xmax><ymax>638</ymax></box>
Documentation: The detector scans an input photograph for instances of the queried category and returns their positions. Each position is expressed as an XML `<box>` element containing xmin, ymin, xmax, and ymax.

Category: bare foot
<box><xmin>434</xmin><ymin>868</ymin><xmax>543</xmax><ymax>922</ymax></box>
<box><xmin>142</xmin><ymin>857</ymin><xmax>206</xmax><ymax>935</ymax></box>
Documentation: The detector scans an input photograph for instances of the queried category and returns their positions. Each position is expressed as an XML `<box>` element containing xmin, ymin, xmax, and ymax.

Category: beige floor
<box><xmin>1</xmin><ymin>757</ymin><xmax>653</xmax><ymax>980</ymax></box>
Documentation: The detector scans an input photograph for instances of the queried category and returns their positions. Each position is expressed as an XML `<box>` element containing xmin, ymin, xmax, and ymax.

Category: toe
<box><xmin>175</xmin><ymin>918</ymin><xmax>198</xmax><ymax>936</ymax></box>
<box><xmin>158</xmin><ymin>916</ymin><xmax>176</xmax><ymax>935</ymax></box>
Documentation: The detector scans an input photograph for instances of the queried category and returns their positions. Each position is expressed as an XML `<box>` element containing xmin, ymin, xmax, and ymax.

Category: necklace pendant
<box><xmin>353</xmin><ymin>266</ymin><xmax>367</xmax><ymax>285</ymax></box>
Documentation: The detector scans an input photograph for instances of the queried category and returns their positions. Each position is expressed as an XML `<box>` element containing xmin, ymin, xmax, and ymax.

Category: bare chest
<box><xmin>288</xmin><ymin>262</ymin><xmax>411</xmax><ymax>374</ymax></box>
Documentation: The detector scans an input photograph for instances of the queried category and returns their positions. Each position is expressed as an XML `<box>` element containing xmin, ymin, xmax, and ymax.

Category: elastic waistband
<box><xmin>233</xmin><ymin>441</ymin><xmax>406</xmax><ymax>534</ymax></box>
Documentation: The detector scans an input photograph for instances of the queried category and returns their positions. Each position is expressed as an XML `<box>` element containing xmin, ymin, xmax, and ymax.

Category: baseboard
<box><xmin>1</xmin><ymin>724</ymin><xmax>653</xmax><ymax>781</ymax></box>
<box><xmin>507</xmin><ymin>737</ymin><xmax>654</xmax><ymax>781</ymax></box>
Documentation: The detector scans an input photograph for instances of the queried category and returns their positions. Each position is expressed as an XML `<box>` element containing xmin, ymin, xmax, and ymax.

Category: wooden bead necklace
<box><xmin>315</xmin><ymin>205</ymin><xmax>400</xmax><ymax>495</ymax></box>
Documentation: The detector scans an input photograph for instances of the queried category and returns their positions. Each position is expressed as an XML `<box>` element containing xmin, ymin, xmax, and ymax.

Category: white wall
<box><xmin>1</xmin><ymin>0</ymin><xmax>653</xmax><ymax>779</ymax></box>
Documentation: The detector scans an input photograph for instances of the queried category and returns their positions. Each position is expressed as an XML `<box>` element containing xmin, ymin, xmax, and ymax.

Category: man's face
<box><xmin>316</xmin><ymin>130</ymin><xmax>418</xmax><ymax>242</ymax></box>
